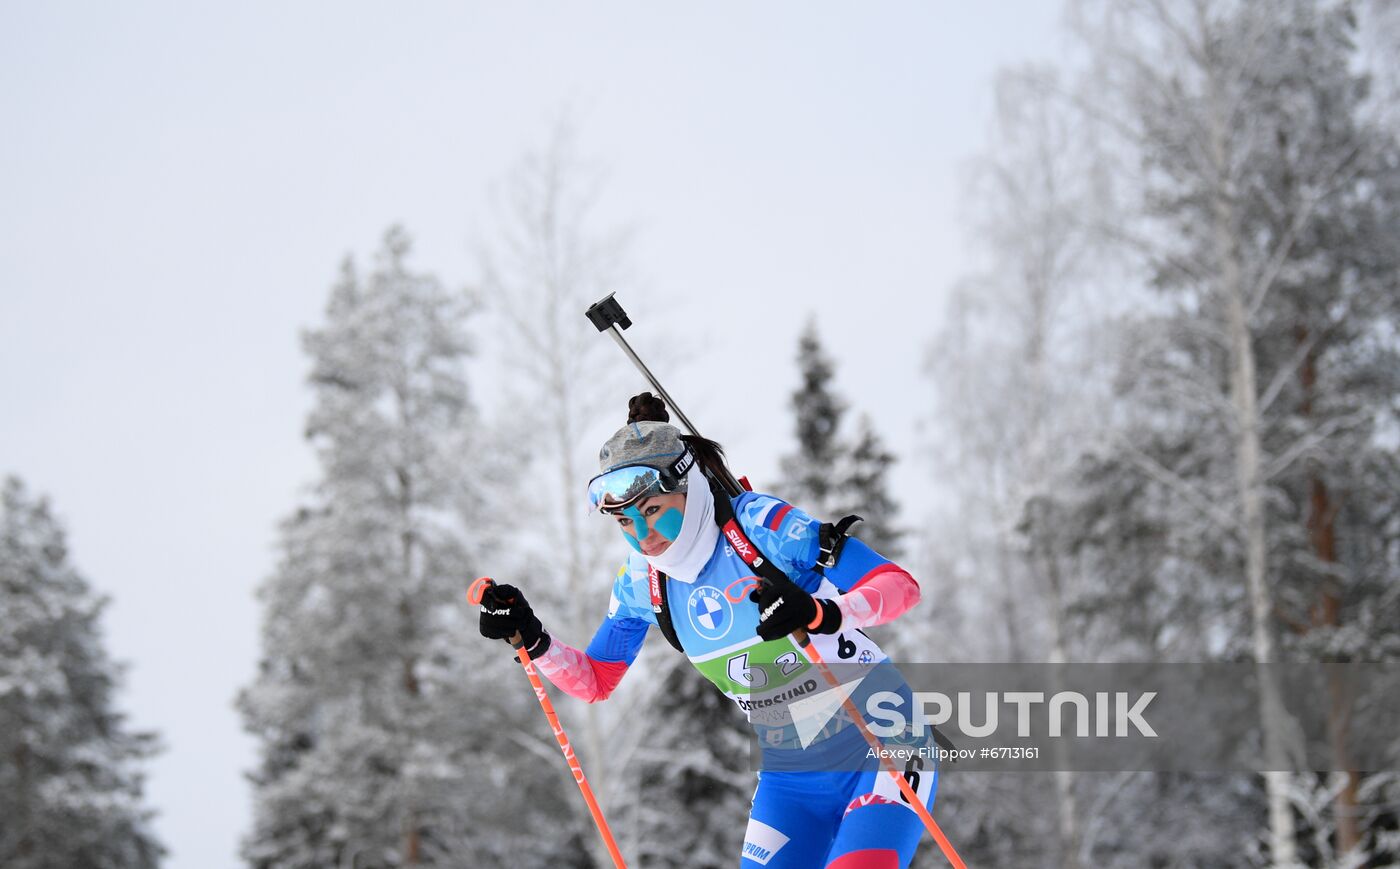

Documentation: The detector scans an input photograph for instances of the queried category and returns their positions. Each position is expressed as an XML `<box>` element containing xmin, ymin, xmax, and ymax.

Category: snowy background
<box><xmin>3</xmin><ymin>2</ymin><xmax>1399</xmax><ymax>868</ymax></box>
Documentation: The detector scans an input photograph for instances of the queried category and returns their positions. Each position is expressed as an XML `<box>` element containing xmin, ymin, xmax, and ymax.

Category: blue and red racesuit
<box><xmin>534</xmin><ymin>493</ymin><xmax>936</xmax><ymax>869</ymax></box>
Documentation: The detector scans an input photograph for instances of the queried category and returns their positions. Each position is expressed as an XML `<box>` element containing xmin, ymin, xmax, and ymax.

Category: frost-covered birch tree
<box><xmin>476</xmin><ymin>122</ymin><xmax>719</xmax><ymax>869</ymax></box>
<box><xmin>0</xmin><ymin>476</ymin><xmax>163</xmax><ymax>869</ymax></box>
<box><xmin>477</xmin><ymin>120</ymin><xmax>631</xmax><ymax>637</ymax></box>
<box><xmin>1066</xmin><ymin>0</ymin><xmax>1400</xmax><ymax>862</ymax></box>
<box><xmin>917</xmin><ymin>62</ymin><xmax>1118</xmax><ymax>868</ymax></box>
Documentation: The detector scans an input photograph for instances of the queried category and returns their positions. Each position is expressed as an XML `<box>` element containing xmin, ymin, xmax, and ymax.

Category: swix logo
<box><xmin>844</xmin><ymin>793</ymin><xmax>899</xmax><ymax>816</ymax></box>
<box><xmin>648</xmin><ymin>564</ymin><xmax>663</xmax><ymax>612</ymax></box>
<box><xmin>724</xmin><ymin>523</ymin><xmax>754</xmax><ymax>561</ymax></box>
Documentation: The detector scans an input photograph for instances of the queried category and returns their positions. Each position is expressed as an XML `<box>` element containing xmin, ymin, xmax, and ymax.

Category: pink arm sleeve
<box><xmin>532</xmin><ymin>638</ymin><xmax>630</xmax><ymax>703</ymax></box>
<box><xmin>832</xmin><ymin>564</ymin><xmax>922</xmax><ymax>630</ymax></box>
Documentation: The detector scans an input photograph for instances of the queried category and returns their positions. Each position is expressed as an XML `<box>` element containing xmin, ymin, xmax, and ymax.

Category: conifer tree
<box><xmin>779</xmin><ymin>320</ymin><xmax>846</xmax><ymax>518</ymax></box>
<box><xmin>780</xmin><ymin>321</ymin><xmax>903</xmax><ymax>556</ymax></box>
<box><xmin>841</xmin><ymin>415</ymin><xmax>904</xmax><ymax>558</ymax></box>
<box><xmin>629</xmin><ymin>664</ymin><xmax>751</xmax><ymax>869</ymax></box>
<box><xmin>0</xmin><ymin>476</ymin><xmax>163</xmax><ymax>869</ymax></box>
<box><xmin>237</xmin><ymin>228</ymin><xmax>575</xmax><ymax>868</ymax></box>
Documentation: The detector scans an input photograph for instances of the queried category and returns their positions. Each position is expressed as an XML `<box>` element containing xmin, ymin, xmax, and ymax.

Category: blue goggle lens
<box><xmin>587</xmin><ymin>464</ymin><xmax>667</xmax><ymax>512</ymax></box>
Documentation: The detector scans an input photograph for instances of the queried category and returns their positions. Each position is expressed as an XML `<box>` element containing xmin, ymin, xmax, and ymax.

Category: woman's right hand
<box><xmin>478</xmin><ymin>583</ymin><xmax>551</xmax><ymax>656</ymax></box>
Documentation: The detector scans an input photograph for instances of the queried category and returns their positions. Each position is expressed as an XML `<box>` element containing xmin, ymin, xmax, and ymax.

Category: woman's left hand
<box><xmin>750</xmin><ymin>574</ymin><xmax>842</xmax><ymax>640</ymax></box>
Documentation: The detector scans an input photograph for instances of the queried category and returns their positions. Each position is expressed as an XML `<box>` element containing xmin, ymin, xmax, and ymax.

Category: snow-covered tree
<box><xmin>919</xmin><ymin>60</ymin><xmax>1118</xmax><ymax>866</ymax></box>
<box><xmin>475</xmin><ymin>121</ymin><xmax>669</xmax><ymax>868</ymax></box>
<box><xmin>840</xmin><ymin>415</ymin><xmax>904</xmax><ymax>558</ymax></box>
<box><xmin>0</xmin><ymin>476</ymin><xmax>163</xmax><ymax>869</ymax></box>
<box><xmin>779</xmin><ymin>320</ymin><xmax>847</xmax><ymax>517</ymax></box>
<box><xmin>238</xmin><ymin>228</ymin><xmax>578</xmax><ymax>868</ymax></box>
<box><xmin>627</xmin><ymin>665</ymin><xmax>752</xmax><ymax>869</ymax></box>
<box><xmin>780</xmin><ymin>320</ymin><xmax>904</xmax><ymax>557</ymax></box>
<box><xmin>1064</xmin><ymin>0</ymin><xmax>1400</xmax><ymax>861</ymax></box>
<box><xmin>477</xmin><ymin>118</ymin><xmax>632</xmax><ymax>630</ymax></box>
<box><xmin>920</xmin><ymin>0</ymin><xmax>1400</xmax><ymax>863</ymax></box>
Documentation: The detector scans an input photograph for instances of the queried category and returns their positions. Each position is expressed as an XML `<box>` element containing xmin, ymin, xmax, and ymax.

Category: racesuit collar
<box><xmin>643</xmin><ymin>462</ymin><xmax>718</xmax><ymax>583</ymax></box>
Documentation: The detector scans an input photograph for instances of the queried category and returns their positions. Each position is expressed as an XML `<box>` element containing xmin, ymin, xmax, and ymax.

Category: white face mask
<box><xmin>644</xmin><ymin>463</ymin><xmax>720</xmax><ymax>583</ymax></box>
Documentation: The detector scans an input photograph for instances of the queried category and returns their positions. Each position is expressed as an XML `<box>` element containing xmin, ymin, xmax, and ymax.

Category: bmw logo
<box><xmin>687</xmin><ymin>586</ymin><xmax>732</xmax><ymax>641</ymax></box>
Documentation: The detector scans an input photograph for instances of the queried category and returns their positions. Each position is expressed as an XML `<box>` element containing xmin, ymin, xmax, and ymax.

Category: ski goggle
<box><xmin>587</xmin><ymin>449</ymin><xmax>695</xmax><ymax>513</ymax></box>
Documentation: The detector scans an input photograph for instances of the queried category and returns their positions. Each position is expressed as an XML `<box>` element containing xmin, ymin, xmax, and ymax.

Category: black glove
<box><xmin>750</xmin><ymin>574</ymin><xmax>841</xmax><ymax>641</ymax></box>
<box><xmin>478</xmin><ymin>583</ymin><xmax>551</xmax><ymax>657</ymax></box>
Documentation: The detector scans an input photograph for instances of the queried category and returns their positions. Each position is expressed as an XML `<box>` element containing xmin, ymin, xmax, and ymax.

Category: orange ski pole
<box><xmin>468</xmin><ymin>577</ymin><xmax>628</xmax><ymax>869</ymax></box>
<box><xmin>794</xmin><ymin>629</ymin><xmax>968</xmax><ymax>869</ymax></box>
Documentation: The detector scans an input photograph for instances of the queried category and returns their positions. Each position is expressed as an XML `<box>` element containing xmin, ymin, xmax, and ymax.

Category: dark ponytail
<box><xmin>624</xmin><ymin>392</ymin><xmax>730</xmax><ymax>484</ymax></box>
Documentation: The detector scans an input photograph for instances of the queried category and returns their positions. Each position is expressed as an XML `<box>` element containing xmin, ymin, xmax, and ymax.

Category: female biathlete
<box><xmin>478</xmin><ymin>393</ymin><xmax>938</xmax><ymax>869</ymax></box>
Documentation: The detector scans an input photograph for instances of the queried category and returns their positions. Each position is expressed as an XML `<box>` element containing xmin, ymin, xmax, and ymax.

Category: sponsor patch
<box><xmin>724</xmin><ymin>522</ymin><xmax>755</xmax><ymax>562</ymax></box>
<box><xmin>741</xmin><ymin>818</ymin><xmax>790</xmax><ymax>866</ymax></box>
<box><xmin>648</xmin><ymin>564</ymin><xmax>664</xmax><ymax>613</ymax></box>
<box><xmin>687</xmin><ymin>586</ymin><xmax>732</xmax><ymax>641</ymax></box>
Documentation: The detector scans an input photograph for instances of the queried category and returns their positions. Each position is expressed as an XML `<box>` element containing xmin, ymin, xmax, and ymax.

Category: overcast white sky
<box><xmin>1</xmin><ymin>3</ymin><xmax>1065</xmax><ymax>866</ymax></box>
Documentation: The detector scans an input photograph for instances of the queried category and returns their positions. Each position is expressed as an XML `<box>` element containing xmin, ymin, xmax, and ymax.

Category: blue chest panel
<box><xmin>667</xmin><ymin>541</ymin><xmax>766</xmax><ymax>656</ymax></box>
